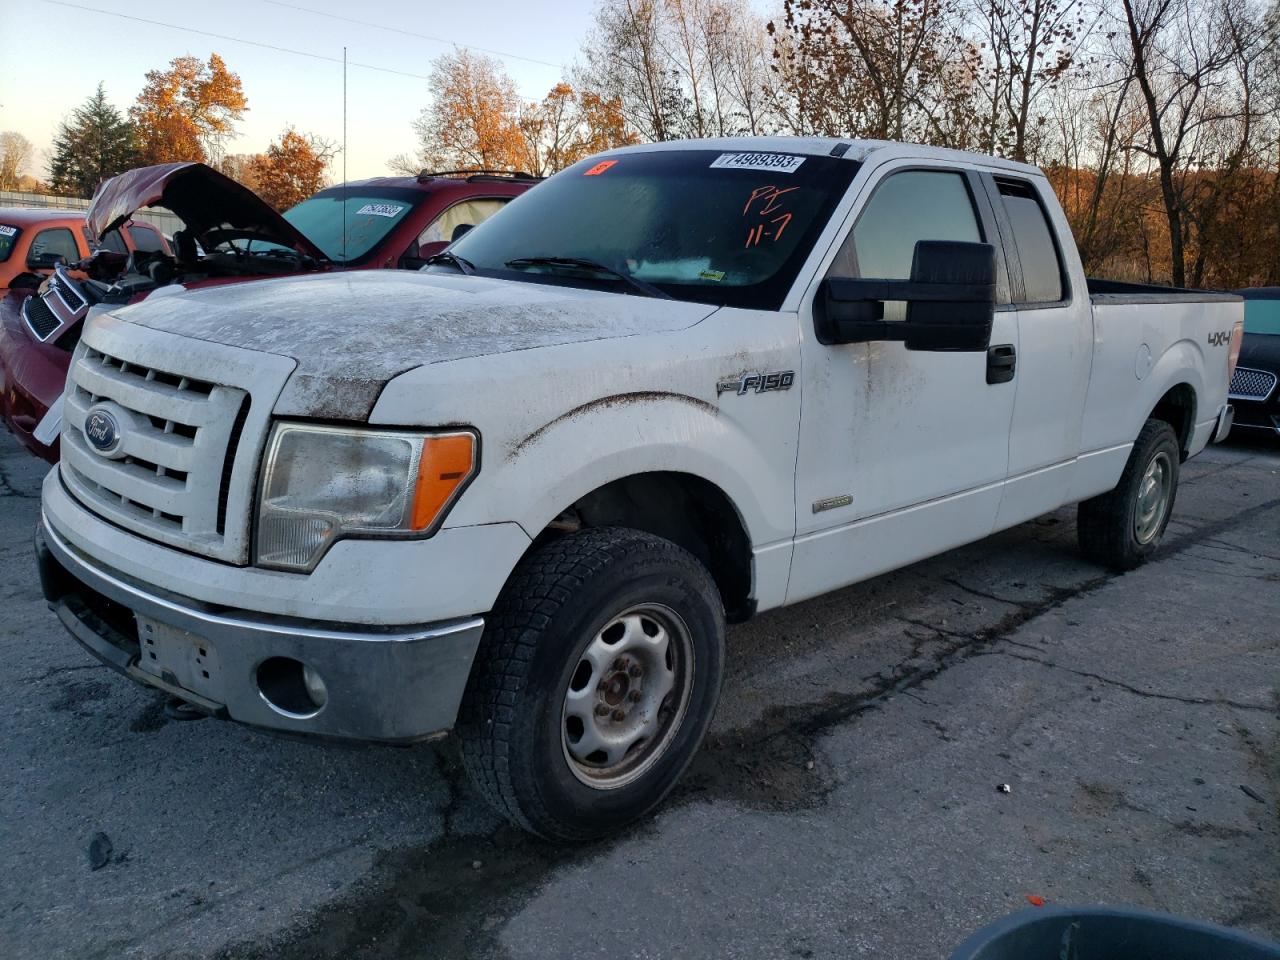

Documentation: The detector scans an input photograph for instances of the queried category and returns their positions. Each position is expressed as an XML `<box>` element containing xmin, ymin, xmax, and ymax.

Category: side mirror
<box><xmin>27</xmin><ymin>251</ymin><xmax>66</xmax><ymax>270</ymax></box>
<box><xmin>817</xmin><ymin>240</ymin><xmax>996</xmax><ymax>352</ymax></box>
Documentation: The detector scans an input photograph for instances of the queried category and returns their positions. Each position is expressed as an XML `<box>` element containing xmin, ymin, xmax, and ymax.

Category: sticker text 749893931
<box><xmin>711</xmin><ymin>153</ymin><xmax>806</xmax><ymax>174</ymax></box>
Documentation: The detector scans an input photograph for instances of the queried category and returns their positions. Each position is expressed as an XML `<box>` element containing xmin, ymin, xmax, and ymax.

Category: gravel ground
<box><xmin>0</xmin><ymin>431</ymin><xmax>1276</xmax><ymax>960</ymax></box>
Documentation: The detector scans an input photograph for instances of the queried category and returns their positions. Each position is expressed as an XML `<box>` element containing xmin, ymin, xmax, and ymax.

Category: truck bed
<box><xmin>1087</xmin><ymin>277</ymin><xmax>1243</xmax><ymax>305</ymax></box>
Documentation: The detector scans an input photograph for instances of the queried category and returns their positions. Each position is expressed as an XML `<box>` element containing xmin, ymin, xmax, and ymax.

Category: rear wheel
<box><xmin>457</xmin><ymin>527</ymin><xmax>725</xmax><ymax>842</ymax></box>
<box><xmin>1077</xmin><ymin>418</ymin><xmax>1181</xmax><ymax>570</ymax></box>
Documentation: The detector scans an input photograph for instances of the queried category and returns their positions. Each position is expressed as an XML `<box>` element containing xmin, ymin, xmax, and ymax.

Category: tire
<box><xmin>1077</xmin><ymin>418</ymin><xmax>1181</xmax><ymax>571</ymax></box>
<box><xmin>457</xmin><ymin>527</ymin><xmax>725</xmax><ymax>842</ymax></box>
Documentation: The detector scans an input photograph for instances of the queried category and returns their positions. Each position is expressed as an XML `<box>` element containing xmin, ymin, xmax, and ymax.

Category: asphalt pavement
<box><xmin>1</xmin><ymin>431</ymin><xmax>1276</xmax><ymax>960</ymax></box>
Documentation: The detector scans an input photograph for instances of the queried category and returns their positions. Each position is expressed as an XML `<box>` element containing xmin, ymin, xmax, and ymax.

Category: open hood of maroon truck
<box><xmin>87</xmin><ymin>162</ymin><xmax>327</xmax><ymax>261</ymax></box>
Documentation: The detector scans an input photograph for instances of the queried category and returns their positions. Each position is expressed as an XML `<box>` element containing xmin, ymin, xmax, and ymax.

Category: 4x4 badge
<box><xmin>716</xmin><ymin>370</ymin><xmax>795</xmax><ymax>396</ymax></box>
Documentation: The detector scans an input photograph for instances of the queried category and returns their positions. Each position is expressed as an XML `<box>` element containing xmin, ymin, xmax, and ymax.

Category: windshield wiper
<box><xmin>504</xmin><ymin>256</ymin><xmax>671</xmax><ymax>300</ymax></box>
<box><xmin>426</xmin><ymin>250</ymin><xmax>475</xmax><ymax>275</ymax></box>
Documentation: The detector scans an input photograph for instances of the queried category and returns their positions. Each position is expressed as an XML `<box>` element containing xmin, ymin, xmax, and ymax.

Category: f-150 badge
<box><xmin>717</xmin><ymin>370</ymin><xmax>796</xmax><ymax>395</ymax></box>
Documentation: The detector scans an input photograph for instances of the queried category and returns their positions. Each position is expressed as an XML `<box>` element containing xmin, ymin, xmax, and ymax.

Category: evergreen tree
<box><xmin>49</xmin><ymin>84</ymin><xmax>140</xmax><ymax>198</ymax></box>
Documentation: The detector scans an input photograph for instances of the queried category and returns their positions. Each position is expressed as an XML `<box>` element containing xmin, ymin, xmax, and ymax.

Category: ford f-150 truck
<box><xmin>35</xmin><ymin>138</ymin><xmax>1242</xmax><ymax>841</ymax></box>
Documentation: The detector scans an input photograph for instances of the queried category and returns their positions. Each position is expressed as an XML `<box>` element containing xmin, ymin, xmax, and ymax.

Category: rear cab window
<box><xmin>995</xmin><ymin>179</ymin><xmax>1066</xmax><ymax>304</ymax></box>
<box><xmin>100</xmin><ymin>230</ymin><xmax>129</xmax><ymax>255</ymax></box>
<box><xmin>0</xmin><ymin>223</ymin><xmax>19</xmax><ymax>262</ymax></box>
<box><xmin>417</xmin><ymin>198</ymin><xmax>509</xmax><ymax>247</ymax></box>
<box><xmin>127</xmin><ymin>224</ymin><xmax>166</xmax><ymax>253</ymax></box>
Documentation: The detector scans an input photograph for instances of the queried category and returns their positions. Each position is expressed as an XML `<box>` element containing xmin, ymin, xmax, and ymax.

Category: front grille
<box><xmin>22</xmin><ymin>294</ymin><xmax>61</xmax><ymax>340</ymax></box>
<box><xmin>52</xmin><ymin>273</ymin><xmax>86</xmax><ymax>312</ymax></box>
<box><xmin>1229</xmin><ymin>366</ymin><xmax>1277</xmax><ymax>402</ymax></box>
<box><xmin>61</xmin><ymin>346</ymin><xmax>250</xmax><ymax>560</ymax></box>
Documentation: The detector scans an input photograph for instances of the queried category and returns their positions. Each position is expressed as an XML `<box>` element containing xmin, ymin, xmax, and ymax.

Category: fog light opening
<box><xmin>256</xmin><ymin>657</ymin><xmax>326</xmax><ymax>718</ymax></box>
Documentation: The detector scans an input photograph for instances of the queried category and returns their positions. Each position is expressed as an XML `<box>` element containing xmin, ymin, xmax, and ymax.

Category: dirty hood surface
<box><xmin>87</xmin><ymin>162</ymin><xmax>327</xmax><ymax>260</ymax></box>
<box><xmin>111</xmin><ymin>270</ymin><xmax>720</xmax><ymax>418</ymax></box>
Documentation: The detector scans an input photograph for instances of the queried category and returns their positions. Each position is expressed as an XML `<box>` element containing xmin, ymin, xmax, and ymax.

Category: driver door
<box><xmin>787</xmin><ymin>161</ymin><xmax>1019</xmax><ymax>604</ymax></box>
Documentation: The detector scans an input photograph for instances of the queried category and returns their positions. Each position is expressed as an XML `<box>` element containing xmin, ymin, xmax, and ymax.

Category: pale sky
<box><xmin>0</xmin><ymin>0</ymin><xmax>605</xmax><ymax>182</ymax></box>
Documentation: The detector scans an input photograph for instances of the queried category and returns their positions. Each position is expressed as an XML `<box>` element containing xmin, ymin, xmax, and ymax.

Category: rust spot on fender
<box><xmin>508</xmin><ymin>391</ymin><xmax>718</xmax><ymax>461</ymax></box>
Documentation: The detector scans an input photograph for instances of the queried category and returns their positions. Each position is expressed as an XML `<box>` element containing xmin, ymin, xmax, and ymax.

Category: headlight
<box><xmin>255</xmin><ymin>423</ymin><xmax>478</xmax><ymax>571</ymax></box>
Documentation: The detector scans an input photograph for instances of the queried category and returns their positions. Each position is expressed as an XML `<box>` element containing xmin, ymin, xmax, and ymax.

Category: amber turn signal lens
<box><xmin>410</xmin><ymin>433</ymin><xmax>477</xmax><ymax>531</ymax></box>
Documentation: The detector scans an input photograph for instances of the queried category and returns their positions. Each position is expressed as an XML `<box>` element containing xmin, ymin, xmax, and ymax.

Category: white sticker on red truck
<box><xmin>355</xmin><ymin>204</ymin><xmax>405</xmax><ymax>218</ymax></box>
<box><xmin>0</xmin><ymin>225</ymin><xmax>17</xmax><ymax>237</ymax></box>
<box><xmin>710</xmin><ymin>153</ymin><xmax>806</xmax><ymax>174</ymax></box>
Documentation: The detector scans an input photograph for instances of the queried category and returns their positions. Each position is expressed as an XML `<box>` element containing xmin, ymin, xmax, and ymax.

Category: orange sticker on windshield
<box><xmin>584</xmin><ymin>160</ymin><xmax>618</xmax><ymax>176</ymax></box>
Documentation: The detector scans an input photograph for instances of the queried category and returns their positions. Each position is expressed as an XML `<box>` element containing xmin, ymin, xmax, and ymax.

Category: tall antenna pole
<box><xmin>342</xmin><ymin>45</ymin><xmax>348</xmax><ymax>263</ymax></box>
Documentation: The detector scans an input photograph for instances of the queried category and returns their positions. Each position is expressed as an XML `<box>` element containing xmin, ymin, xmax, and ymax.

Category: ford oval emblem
<box><xmin>84</xmin><ymin>409</ymin><xmax>121</xmax><ymax>455</ymax></box>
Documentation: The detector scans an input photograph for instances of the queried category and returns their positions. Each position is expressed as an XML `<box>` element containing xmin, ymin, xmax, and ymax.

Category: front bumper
<box><xmin>37</xmin><ymin>519</ymin><xmax>485</xmax><ymax>742</ymax></box>
<box><xmin>0</xmin><ymin>293</ymin><xmax>67</xmax><ymax>463</ymax></box>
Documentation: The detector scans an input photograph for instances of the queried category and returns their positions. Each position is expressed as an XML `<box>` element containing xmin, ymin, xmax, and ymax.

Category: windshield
<box><xmin>282</xmin><ymin>187</ymin><xmax>421</xmax><ymax>262</ymax></box>
<box><xmin>0</xmin><ymin>224</ymin><xmax>19</xmax><ymax>263</ymax></box>
<box><xmin>1244</xmin><ymin>297</ymin><xmax>1280</xmax><ymax>336</ymax></box>
<box><xmin>446</xmin><ymin>149</ymin><xmax>859</xmax><ymax>309</ymax></box>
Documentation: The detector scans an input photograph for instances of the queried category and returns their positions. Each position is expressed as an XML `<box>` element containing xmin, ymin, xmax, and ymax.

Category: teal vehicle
<box><xmin>1231</xmin><ymin>288</ymin><xmax>1280</xmax><ymax>438</ymax></box>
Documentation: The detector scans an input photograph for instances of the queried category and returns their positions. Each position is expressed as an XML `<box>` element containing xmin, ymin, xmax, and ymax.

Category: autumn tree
<box><xmin>1116</xmin><ymin>0</ymin><xmax>1269</xmax><ymax>285</ymax></box>
<box><xmin>393</xmin><ymin>51</ymin><xmax>639</xmax><ymax>177</ymax></box>
<box><xmin>131</xmin><ymin>54</ymin><xmax>248</xmax><ymax>164</ymax></box>
<box><xmin>0</xmin><ymin>131</ymin><xmax>34</xmax><ymax>190</ymax></box>
<box><xmin>48</xmin><ymin>84</ymin><xmax>140</xmax><ymax>198</ymax></box>
<box><xmin>580</xmin><ymin>0</ymin><xmax>781</xmax><ymax>140</ymax></box>
<box><xmin>971</xmin><ymin>0</ymin><xmax>1092</xmax><ymax>161</ymax></box>
<box><xmin>392</xmin><ymin>49</ymin><xmax>525</xmax><ymax>173</ymax></box>
<box><xmin>770</xmin><ymin>0</ymin><xmax>980</xmax><ymax>145</ymax></box>
<box><xmin>248</xmin><ymin>128</ymin><xmax>337</xmax><ymax>210</ymax></box>
<box><xmin>217</xmin><ymin>153</ymin><xmax>264</xmax><ymax>192</ymax></box>
<box><xmin>518</xmin><ymin>83</ymin><xmax>640</xmax><ymax>176</ymax></box>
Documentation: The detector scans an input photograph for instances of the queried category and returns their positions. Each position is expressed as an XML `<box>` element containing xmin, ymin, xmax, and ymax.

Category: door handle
<box><xmin>986</xmin><ymin>344</ymin><xmax>1016</xmax><ymax>384</ymax></box>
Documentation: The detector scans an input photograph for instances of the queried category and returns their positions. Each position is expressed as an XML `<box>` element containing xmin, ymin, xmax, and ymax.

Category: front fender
<box><xmin>371</xmin><ymin>307</ymin><xmax>803</xmax><ymax>553</ymax></box>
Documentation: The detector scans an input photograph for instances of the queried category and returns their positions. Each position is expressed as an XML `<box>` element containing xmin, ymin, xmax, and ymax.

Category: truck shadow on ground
<box><xmin>206</xmin><ymin>516</ymin><xmax>1128</xmax><ymax>960</ymax></box>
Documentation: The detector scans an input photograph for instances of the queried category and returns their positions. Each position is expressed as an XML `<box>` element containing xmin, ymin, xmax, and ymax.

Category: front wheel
<box><xmin>457</xmin><ymin>527</ymin><xmax>725</xmax><ymax>842</ymax></box>
<box><xmin>1077</xmin><ymin>418</ymin><xmax>1181</xmax><ymax>570</ymax></box>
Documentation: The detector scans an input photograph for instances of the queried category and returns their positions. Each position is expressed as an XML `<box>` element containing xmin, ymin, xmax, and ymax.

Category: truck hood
<box><xmin>109</xmin><ymin>270</ymin><xmax>720</xmax><ymax>418</ymax></box>
<box><xmin>87</xmin><ymin>162</ymin><xmax>327</xmax><ymax>261</ymax></box>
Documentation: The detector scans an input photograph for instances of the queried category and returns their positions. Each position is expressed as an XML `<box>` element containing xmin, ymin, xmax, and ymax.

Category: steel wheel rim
<box><xmin>1135</xmin><ymin>450</ymin><xmax>1173</xmax><ymax>544</ymax></box>
<box><xmin>560</xmin><ymin>603</ymin><xmax>695</xmax><ymax>791</ymax></box>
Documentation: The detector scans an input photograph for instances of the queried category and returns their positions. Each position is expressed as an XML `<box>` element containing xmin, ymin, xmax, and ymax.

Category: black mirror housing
<box><xmin>817</xmin><ymin>240</ymin><xmax>996</xmax><ymax>352</ymax></box>
<box><xmin>27</xmin><ymin>251</ymin><xmax>67</xmax><ymax>270</ymax></box>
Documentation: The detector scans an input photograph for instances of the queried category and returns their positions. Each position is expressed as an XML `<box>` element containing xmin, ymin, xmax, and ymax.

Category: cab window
<box><xmin>28</xmin><ymin>227</ymin><xmax>80</xmax><ymax>266</ymax></box>
<box><xmin>127</xmin><ymin>224</ymin><xmax>166</xmax><ymax>253</ymax></box>
<box><xmin>996</xmin><ymin>179</ymin><xmax>1065</xmax><ymax>303</ymax></box>
<box><xmin>416</xmin><ymin>198</ymin><xmax>509</xmax><ymax>247</ymax></box>
<box><xmin>832</xmin><ymin>169</ymin><xmax>982</xmax><ymax>319</ymax></box>
<box><xmin>101</xmin><ymin>230</ymin><xmax>128</xmax><ymax>255</ymax></box>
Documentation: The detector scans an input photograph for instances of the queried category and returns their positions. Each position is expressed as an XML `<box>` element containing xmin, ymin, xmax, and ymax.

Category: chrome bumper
<box><xmin>37</xmin><ymin>518</ymin><xmax>485</xmax><ymax>743</ymax></box>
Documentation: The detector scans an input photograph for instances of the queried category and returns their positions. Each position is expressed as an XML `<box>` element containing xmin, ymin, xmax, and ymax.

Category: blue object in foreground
<box><xmin>950</xmin><ymin>905</ymin><xmax>1280</xmax><ymax>960</ymax></box>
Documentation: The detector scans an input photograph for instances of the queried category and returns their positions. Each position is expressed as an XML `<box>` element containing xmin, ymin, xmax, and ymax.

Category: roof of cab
<box><xmin>598</xmin><ymin>136</ymin><xmax>1045</xmax><ymax>177</ymax></box>
<box><xmin>0</xmin><ymin>207</ymin><xmax>87</xmax><ymax>227</ymax></box>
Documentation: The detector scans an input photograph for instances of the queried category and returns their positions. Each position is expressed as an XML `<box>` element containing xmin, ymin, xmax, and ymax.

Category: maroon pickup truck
<box><xmin>0</xmin><ymin>163</ymin><xmax>538</xmax><ymax>461</ymax></box>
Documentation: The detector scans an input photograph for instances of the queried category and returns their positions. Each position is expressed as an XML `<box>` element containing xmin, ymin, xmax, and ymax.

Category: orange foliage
<box><xmin>131</xmin><ymin>54</ymin><xmax>248</xmax><ymax>165</ymax></box>
<box><xmin>249</xmin><ymin>128</ymin><xmax>333</xmax><ymax>211</ymax></box>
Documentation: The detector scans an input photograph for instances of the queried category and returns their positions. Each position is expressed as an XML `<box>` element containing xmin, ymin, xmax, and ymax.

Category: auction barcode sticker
<box><xmin>0</xmin><ymin>225</ymin><xmax>16</xmax><ymax>237</ymax></box>
<box><xmin>356</xmin><ymin>203</ymin><xmax>405</xmax><ymax>218</ymax></box>
<box><xmin>710</xmin><ymin>153</ymin><xmax>806</xmax><ymax>174</ymax></box>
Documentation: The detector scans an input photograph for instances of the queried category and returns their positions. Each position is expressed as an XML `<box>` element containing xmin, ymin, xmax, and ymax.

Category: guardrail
<box><xmin>0</xmin><ymin>190</ymin><xmax>184</xmax><ymax>236</ymax></box>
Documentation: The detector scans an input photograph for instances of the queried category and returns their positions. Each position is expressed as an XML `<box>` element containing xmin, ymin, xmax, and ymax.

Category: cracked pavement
<box><xmin>0</xmin><ymin>432</ymin><xmax>1277</xmax><ymax>959</ymax></box>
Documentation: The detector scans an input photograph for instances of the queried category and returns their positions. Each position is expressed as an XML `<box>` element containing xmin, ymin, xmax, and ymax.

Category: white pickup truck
<box><xmin>36</xmin><ymin>138</ymin><xmax>1242</xmax><ymax>841</ymax></box>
